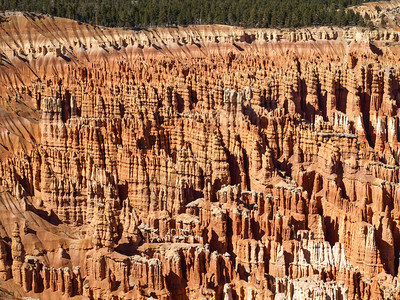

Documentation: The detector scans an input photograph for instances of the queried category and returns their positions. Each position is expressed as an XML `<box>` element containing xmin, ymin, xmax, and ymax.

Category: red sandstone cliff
<box><xmin>0</xmin><ymin>10</ymin><xmax>400</xmax><ymax>299</ymax></box>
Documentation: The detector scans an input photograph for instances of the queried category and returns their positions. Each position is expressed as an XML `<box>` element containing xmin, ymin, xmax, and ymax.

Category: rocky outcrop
<box><xmin>1</xmin><ymin>11</ymin><xmax>400</xmax><ymax>300</ymax></box>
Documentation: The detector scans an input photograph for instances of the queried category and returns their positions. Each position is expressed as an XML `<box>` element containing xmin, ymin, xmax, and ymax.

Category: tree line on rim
<box><xmin>1</xmin><ymin>0</ymin><xmax>376</xmax><ymax>28</ymax></box>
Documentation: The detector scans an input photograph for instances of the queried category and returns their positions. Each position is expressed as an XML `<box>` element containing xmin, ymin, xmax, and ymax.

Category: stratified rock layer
<box><xmin>0</xmin><ymin>11</ymin><xmax>400</xmax><ymax>300</ymax></box>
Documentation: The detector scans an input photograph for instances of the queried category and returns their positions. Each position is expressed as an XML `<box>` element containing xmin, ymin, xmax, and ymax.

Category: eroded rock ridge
<box><xmin>0</xmin><ymin>12</ymin><xmax>400</xmax><ymax>299</ymax></box>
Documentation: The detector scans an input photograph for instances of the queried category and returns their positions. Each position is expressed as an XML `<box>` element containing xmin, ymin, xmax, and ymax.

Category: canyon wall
<box><xmin>0</xmin><ymin>11</ymin><xmax>400</xmax><ymax>299</ymax></box>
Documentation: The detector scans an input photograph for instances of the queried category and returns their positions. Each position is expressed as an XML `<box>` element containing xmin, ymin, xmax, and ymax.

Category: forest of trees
<box><xmin>0</xmin><ymin>0</ymin><xmax>375</xmax><ymax>29</ymax></box>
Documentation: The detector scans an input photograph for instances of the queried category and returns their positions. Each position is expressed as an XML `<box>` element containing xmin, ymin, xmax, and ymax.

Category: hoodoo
<box><xmin>0</xmin><ymin>5</ymin><xmax>400</xmax><ymax>299</ymax></box>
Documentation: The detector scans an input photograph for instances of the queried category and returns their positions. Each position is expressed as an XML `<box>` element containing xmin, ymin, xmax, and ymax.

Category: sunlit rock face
<box><xmin>0</xmin><ymin>11</ymin><xmax>400</xmax><ymax>300</ymax></box>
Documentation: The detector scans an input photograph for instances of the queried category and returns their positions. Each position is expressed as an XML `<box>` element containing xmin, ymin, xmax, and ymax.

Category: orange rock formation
<box><xmin>0</xmin><ymin>11</ymin><xmax>400</xmax><ymax>299</ymax></box>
